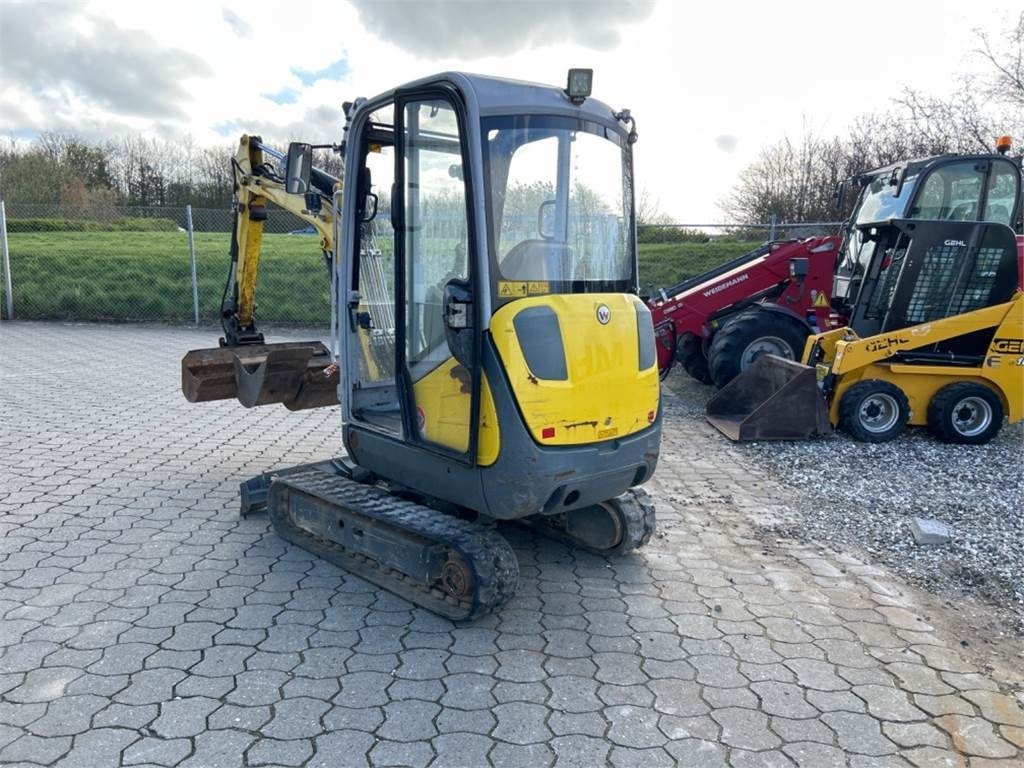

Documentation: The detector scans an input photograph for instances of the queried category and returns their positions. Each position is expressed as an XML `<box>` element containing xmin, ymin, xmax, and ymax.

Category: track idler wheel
<box><xmin>535</xmin><ymin>488</ymin><xmax>656</xmax><ymax>556</ymax></box>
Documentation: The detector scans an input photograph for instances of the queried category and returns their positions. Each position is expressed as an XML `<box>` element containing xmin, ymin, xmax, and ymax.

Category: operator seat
<box><xmin>500</xmin><ymin>239</ymin><xmax>574</xmax><ymax>281</ymax></box>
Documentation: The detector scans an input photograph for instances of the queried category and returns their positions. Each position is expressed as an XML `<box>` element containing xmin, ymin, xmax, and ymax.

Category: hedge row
<box><xmin>5</xmin><ymin>217</ymin><xmax>180</xmax><ymax>233</ymax></box>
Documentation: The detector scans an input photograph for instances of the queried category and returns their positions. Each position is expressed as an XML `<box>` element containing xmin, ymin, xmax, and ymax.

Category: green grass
<box><xmin>0</xmin><ymin>231</ymin><xmax>763</xmax><ymax>322</ymax></box>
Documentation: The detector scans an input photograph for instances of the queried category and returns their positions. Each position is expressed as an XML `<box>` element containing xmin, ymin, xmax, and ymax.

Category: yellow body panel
<box><xmin>813</xmin><ymin>292</ymin><xmax>1024</xmax><ymax>426</ymax></box>
<box><xmin>490</xmin><ymin>293</ymin><xmax>660</xmax><ymax>445</ymax></box>
<box><xmin>412</xmin><ymin>358</ymin><xmax>500</xmax><ymax>466</ymax></box>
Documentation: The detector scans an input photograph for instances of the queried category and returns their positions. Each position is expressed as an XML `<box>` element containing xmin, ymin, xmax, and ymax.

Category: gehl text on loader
<box><xmin>707</xmin><ymin>138</ymin><xmax>1024</xmax><ymax>445</ymax></box>
<box><xmin>181</xmin><ymin>71</ymin><xmax>661</xmax><ymax>619</ymax></box>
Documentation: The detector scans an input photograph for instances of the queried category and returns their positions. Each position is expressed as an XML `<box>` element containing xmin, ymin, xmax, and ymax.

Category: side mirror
<box><xmin>538</xmin><ymin>199</ymin><xmax>557</xmax><ymax>240</ymax></box>
<box><xmin>285</xmin><ymin>142</ymin><xmax>313</xmax><ymax>195</ymax></box>
<box><xmin>833</xmin><ymin>182</ymin><xmax>847</xmax><ymax>212</ymax></box>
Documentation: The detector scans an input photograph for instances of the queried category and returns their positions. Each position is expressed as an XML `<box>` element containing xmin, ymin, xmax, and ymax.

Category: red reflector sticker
<box><xmin>542</xmin><ymin>427</ymin><xmax>556</xmax><ymax>439</ymax></box>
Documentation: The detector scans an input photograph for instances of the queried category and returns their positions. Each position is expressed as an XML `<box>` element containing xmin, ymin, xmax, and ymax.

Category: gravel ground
<box><xmin>665</xmin><ymin>370</ymin><xmax>1024</xmax><ymax>635</ymax></box>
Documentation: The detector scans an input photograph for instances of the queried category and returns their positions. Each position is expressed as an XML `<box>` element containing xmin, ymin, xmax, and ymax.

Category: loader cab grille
<box><xmin>850</xmin><ymin>219</ymin><xmax>1019</xmax><ymax>346</ymax></box>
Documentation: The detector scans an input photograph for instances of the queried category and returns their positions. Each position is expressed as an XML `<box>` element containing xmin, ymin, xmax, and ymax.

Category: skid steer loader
<box><xmin>181</xmin><ymin>71</ymin><xmax>660</xmax><ymax>619</ymax></box>
<box><xmin>707</xmin><ymin>189</ymin><xmax>1024</xmax><ymax>443</ymax></box>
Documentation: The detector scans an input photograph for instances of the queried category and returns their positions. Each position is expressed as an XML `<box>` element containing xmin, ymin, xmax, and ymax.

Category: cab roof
<box><xmin>363</xmin><ymin>71</ymin><xmax>627</xmax><ymax>135</ymax></box>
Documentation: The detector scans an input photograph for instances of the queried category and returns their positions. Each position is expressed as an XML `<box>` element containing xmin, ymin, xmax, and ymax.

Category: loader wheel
<box><xmin>677</xmin><ymin>333</ymin><xmax>712</xmax><ymax>384</ymax></box>
<box><xmin>927</xmin><ymin>382</ymin><xmax>1003</xmax><ymax>445</ymax></box>
<box><xmin>707</xmin><ymin>310</ymin><xmax>809</xmax><ymax>388</ymax></box>
<box><xmin>838</xmin><ymin>380</ymin><xmax>910</xmax><ymax>443</ymax></box>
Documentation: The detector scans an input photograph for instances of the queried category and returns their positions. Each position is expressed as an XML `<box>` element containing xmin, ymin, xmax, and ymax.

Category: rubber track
<box><xmin>268</xmin><ymin>469</ymin><xmax>519</xmax><ymax>620</ymax></box>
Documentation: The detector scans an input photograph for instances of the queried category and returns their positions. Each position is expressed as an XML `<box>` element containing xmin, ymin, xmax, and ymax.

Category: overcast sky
<box><xmin>0</xmin><ymin>0</ymin><xmax>1019</xmax><ymax>221</ymax></box>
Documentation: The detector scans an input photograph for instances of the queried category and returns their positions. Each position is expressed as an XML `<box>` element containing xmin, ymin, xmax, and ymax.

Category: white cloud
<box><xmin>0</xmin><ymin>0</ymin><xmax>1017</xmax><ymax>221</ymax></box>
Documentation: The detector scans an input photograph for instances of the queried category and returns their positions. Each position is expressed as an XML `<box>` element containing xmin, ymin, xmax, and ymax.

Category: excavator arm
<box><xmin>181</xmin><ymin>135</ymin><xmax>344</xmax><ymax>411</ymax></box>
<box><xmin>223</xmin><ymin>134</ymin><xmax>338</xmax><ymax>345</ymax></box>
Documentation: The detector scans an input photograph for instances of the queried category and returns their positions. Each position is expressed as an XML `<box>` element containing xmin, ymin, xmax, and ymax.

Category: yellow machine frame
<box><xmin>809</xmin><ymin>292</ymin><xmax>1024</xmax><ymax>427</ymax></box>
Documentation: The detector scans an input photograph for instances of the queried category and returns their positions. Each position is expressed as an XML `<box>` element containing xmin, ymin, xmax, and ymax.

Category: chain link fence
<box><xmin>0</xmin><ymin>202</ymin><xmax>842</xmax><ymax>323</ymax></box>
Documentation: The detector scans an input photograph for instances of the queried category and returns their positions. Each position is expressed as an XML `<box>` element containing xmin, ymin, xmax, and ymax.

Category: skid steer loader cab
<box><xmin>335</xmin><ymin>73</ymin><xmax>660</xmax><ymax>520</ymax></box>
<box><xmin>833</xmin><ymin>153</ymin><xmax>1023</xmax><ymax>315</ymax></box>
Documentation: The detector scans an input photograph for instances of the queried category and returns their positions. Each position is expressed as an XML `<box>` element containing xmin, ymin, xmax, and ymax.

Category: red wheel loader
<box><xmin>650</xmin><ymin>145</ymin><xmax>1024</xmax><ymax>390</ymax></box>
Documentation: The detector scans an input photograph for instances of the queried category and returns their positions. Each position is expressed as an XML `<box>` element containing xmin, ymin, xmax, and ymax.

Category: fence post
<box><xmin>769</xmin><ymin>212</ymin><xmax>777</xmax><ymax>242</ymax></box>
<box><xmin>186</xmin><ymin>204</ymin><xmax>199</xmax><ymax>325</ymax></box>
<box><xmin>1</xmin><ymin>201</ymin><xmax>12</xmax><ymax>320</ymax></box>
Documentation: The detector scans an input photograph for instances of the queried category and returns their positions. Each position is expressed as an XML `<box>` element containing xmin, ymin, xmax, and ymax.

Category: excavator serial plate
<box><xmin>181</xmin><ymin>341</ymin><xmax>339</xmax><ymax>411</ymax></box>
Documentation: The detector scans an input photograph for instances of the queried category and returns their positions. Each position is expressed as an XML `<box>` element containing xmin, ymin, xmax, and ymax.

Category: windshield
<box><xmin>854</xmin><ymin>170</ymin><xmax>918</xmax><ymax>224</ymax></box>
<box><xmin>482</xmin><ymin>115</ymin><xmax>633</xmax><ymax>290</ymax></box>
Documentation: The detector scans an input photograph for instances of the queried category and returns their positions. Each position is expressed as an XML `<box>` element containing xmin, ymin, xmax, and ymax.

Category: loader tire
<box><xmin>838</xmin><ymin>380</ymin><xmax>910</xmax><ymax>443</ymax></box>
<box><xmin>707</xmin><ymin>310</ymin><xmax>809</xmax><ymax>388</ymax></box>
<box><xmin>677</xmin><ymin>333</ymin><xmax>712</xmax><ymax>384</ymax></box>
<box><xmin>927</xmin><ymin>382</ymin><xmax>1003</xmax><ymax>445</ymax></box>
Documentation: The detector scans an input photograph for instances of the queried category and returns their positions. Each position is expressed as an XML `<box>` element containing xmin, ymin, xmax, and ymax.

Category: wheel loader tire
<box><xmin>927</xmin><ymin>382</ymin><xmax>1004</xmax><ymax>445</ymax></box>
<box><xmin>838</xmin><ymin>380</ymin><xmax>910</xmax><ymax>443</ymax></box>
<box><xmin>677</xmin><ymin>333</ymin><xmax>712</xmax><ymax>384</ymax></box>
<box><xmin>707</xmin><ymin>310</ymin><xmax>809</xmax><ymax>388</ymax></box>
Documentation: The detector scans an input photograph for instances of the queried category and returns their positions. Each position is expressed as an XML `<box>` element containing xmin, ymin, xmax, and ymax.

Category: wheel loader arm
<box><xmin>827</xmin><ymin>294</ymin><xmax>1023</xmax><ymax>374</ymax></box>
<box><xmin>224</xmin><ymin>134</ymin><xmax>340</xmax><ymax>345</ymax></box>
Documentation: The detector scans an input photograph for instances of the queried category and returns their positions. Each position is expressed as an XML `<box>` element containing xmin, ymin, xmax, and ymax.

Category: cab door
<box><xmin>394</xmin><ymin>91</ymin><xmax>480</xmax><ymax>461</ymax></box>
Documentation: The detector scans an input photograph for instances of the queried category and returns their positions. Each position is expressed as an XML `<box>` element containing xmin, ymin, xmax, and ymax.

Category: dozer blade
<box><xmin>181</xmin><ymin>341</ymin><xmax>339</xmax><ymax>411</ymax></box>
<box><xmin>705</xmin><ymin>355</ymin><xmax>830</xmax><ymax>441</ymax></box>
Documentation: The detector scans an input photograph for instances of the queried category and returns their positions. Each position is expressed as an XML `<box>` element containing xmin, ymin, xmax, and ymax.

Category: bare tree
<box><xmin>635</xmin><ymin>186</ymin><xmax>676</xmax><ymax>226</ymax></box>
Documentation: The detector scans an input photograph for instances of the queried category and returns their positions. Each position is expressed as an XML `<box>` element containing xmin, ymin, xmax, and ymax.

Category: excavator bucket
<box><xmin>705</xmin><ymin>355</ymin><xmax>830</xmax><ymax>441</ymax></box>
<box><xmin>182</xmin><ymin>342</ymin><xmax>339</xmax><ymax>411</ymax></box>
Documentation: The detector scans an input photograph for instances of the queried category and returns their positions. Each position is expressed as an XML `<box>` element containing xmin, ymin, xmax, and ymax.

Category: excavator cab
<box><xmin>708</xmin><ymin>150</ymin><xmax>1024</xmax><ymax>442</ymax></box>
<box><xmin>180</xmin><ymin>72</ymin><xmax>660</xmax><ymax>619</ymax></box>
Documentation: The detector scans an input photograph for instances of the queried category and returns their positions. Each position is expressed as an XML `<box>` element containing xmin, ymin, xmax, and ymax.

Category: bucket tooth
<box><xmin>181</xmin><ymin>341</ymin><xmax>338</xmax><ymax>410</ymax></box>
<box><xmin>705</xmin><ymin>355</ymin><xmax>830</xmax><ymax>441</ymax></box>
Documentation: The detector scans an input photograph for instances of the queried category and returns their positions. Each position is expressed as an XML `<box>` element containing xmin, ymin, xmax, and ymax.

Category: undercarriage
<box><xmin>240</xmin><ymin>461</ymin><xmax>656</xmax><ymax>619</ymax></box>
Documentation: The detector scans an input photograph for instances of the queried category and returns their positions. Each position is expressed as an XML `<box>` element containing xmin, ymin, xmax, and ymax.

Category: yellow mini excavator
<box><xmin>181</xmin><ymin>71</ymin><xmax>661</xmax><ymax>618</ymax></box>
<box><xmin>708</xmin><ymin>147</ymin><xmax>1024</xmax><ymax>444</ymax></box>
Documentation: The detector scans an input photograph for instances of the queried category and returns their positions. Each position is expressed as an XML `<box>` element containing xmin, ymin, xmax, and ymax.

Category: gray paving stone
<box><xmin>752</xmin><ymin>681</ymin><xmax>818</xmax><ymax>718</ymax></box>
<box><xmin>549</xmin><ymin>710</ymin><xmax>607</xmax><ymax>737</ymax></box>
<box><xmin>323</xmin><ymin>705</ymin><xmax>384</xmax><ymax>733</ymax></box>
<box><xmin>604</xmin><ymin>704</ymin><xmax>664</xmax><ymax>748</ymax></box>
<box><xmin>26</xmin><ymin>694</ymin><xmax>107</xmax><ymax>737</ymax></box>
<box><xmin>379</xmin><ymin>700</ymin><xmax>440</xmax><ymax>742</ymax></box>
<box><xmin>489</xmin><ymin>742</ymin><xmax>555</xmax><ymax>768</ymax></box>
<box><xmin>491</xmin><ymin>701</ymin><xmax>552</xmax><ymax>745</ymax></box>
<box><xmin>369</xmin><ymin>739</ymin><xmax>434</xmax><ymax>768</ymax></box>
<box><xmin>178</xmin><ymin>728</ymin><xmax>254</xmax><ymax>768</ymax></box>
<box><xmin>730</xmin><ymin>748</ymin><xmax>797</xmax><ymax>768</ymax></box>
<box><xmin>822</xmin><ymin>711</ymin><xmax>898</xmax><ymax>756</ymax></box>
<box><xmin>152</xmin><ymin>696</ymin><xmax>219</xmax><ymax>739</ymax></box>
<box><xmin>436</xmin><ymin>707</ymin><xmax>495</xmax><ymax>735</ymax></box>
<box><xmin>711</xmin><ymin>706</ymin><xmax>781</xmax><ymax>751</ymax></box>
<box><xmin>123</xmin><ymin>736</ymin><xmax>192</xmax><ymax>766</ymax></box>
<box><xmin>663</xmin><ymin>737</ymin><xmax>729</xmax><ymax>767</ymax></box>
<box><xmin>933</xmin><ymin>714</ymin><xmax>1018</xmax><ymax>758</ymax></box>
<box><xmin>0</xmin><ymin>733</ymin><xmax>72</xmax><ymax>765</ymax></box>
<box><xmin>550</xmin><ymin>734</ymin><xmax>610</xmax><ymax>767</ymax></box>
<box><xmin>247</xmin><ymin>738</ymin><xmax>314</xmax><ymax>767</ymax></box>
<box><xmin>430</xmin><ymin>733</ymin><xmax>493</xmax><ymax>768</ymax></box>
<box><xmin>783</xmin><ymin>741</ymin><xmax>850</xmax><ymax>767</ymax></box>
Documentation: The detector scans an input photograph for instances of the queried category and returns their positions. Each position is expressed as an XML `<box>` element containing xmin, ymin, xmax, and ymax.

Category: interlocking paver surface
<box><xmin>2</xmin><ymin>323</ymin><xmax>1022</xmax><ymax>767</ymax></box>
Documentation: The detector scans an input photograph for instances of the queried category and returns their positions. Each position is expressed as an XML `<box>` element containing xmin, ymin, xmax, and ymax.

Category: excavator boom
<box><xmin>182</xmin><ymin>135</ymin><xmax>342</xmax><ymax>411</ymax></box>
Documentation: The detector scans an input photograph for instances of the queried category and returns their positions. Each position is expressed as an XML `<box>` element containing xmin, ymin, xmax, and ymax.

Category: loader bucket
<box><xmin>705</xmin><ymin>355</ymin><xmax>830</xmax><ymax>441</ymax></box>
<box><xmin>182</xmin><ymin>341</ymin><xmax>339</xmax><ymax>411</ymax></box>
